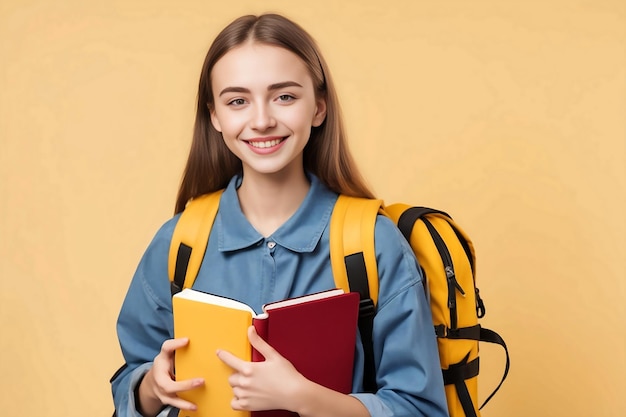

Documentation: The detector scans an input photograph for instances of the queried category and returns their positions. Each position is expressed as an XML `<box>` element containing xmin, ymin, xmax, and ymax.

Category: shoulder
<box><xmin>143</xmin><ymin>214</ymin><xmax>181</xmax><ymax>256</ymax></box>
<box><xmin>373</xmin><ymin>214</ymin><xmax>423</xmax><ymax>309</ymax></box>
<box><xmin>130</xmin><ymin>214</ymin><xmax>182</xmax><ymax>305</ymax></box>
<box><xmin>373</xmin><ymin>214</ymin><xmax>413</xmax><ymax>258</ymax></box>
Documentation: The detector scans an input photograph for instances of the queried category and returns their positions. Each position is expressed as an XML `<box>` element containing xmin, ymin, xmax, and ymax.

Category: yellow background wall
<box><xmin>1</xmin><ymin>0</ymin><xmax>624</xmax><ymax>415</ymax></box>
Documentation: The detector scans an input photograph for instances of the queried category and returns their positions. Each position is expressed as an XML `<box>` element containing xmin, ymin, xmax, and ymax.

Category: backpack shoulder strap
<box><xmin>168</xmin><ymin>190</ymin><xmax>224</xmax><ymax>295</ymax></box>
<box><xmin>329</xmin><ymin>195</ymin><xmax>383</xmax><ymax>304</ymax></box>
<box><xmin>386</xmin><ymin>204</ymin><xmax>477</xmax><ymax>279</ymax></box>
<box><xmin>329</xmin><ymin>194</ymin><xmax>383</xmax><ymax>393</ymax></box>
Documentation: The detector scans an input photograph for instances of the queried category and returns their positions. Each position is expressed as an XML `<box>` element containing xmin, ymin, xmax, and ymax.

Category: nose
<box><xmin>250</xmin><ymin>102</ymin><xmax>276</xmax><ymax>131</ymax></box>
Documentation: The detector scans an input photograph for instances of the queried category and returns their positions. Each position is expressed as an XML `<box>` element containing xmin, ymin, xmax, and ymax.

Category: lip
<box><xmin>244</xmin><ymin>136</ymin><xmax>288</xmax><ymax>154</ymax></box>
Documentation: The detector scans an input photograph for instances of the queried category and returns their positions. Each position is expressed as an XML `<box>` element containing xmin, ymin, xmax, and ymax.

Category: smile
<box><xmin>246</xmin><ymin>137</ymin><xmax>286</xmax><ymax>149</ymax></box>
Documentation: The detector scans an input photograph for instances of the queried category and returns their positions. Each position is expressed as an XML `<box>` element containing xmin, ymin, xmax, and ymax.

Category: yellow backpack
<box><xmin>169</xmin><ymin>191</ymin><xmax>510</xmax><ymax>417</ymax></box>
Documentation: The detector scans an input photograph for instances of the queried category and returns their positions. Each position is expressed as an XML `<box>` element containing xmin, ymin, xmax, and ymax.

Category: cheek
<box><xmin>214</xmin><ymin>112</ymin><xmax>245</xmax><ymax>137</ymax></box>
<box><xmin>284</xmin><ymin>106</ymin><xmax>317</xmax><ymax>130</ymax></box>
<box><xmin>220</xmin><ymin>132</ymin><xmax>244</xmax><ymax>159</ymax></box>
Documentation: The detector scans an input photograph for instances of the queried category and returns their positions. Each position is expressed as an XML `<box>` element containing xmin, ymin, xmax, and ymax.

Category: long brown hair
<box><xmin>175</xmin><ymin>14</ymin><xmax>374</xmax><ymax>214</ymax></box>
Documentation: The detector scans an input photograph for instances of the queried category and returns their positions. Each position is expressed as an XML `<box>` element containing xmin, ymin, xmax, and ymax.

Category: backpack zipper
<box><xmin>423</xmin><ymin>218</ymin><xmax>466</xmax><ymax>330</ymax></box>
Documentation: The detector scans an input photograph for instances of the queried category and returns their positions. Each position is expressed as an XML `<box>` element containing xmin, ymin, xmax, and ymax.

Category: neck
<box><xmin>237</xmin><ymin>169</ymin><xmax>310</xmax><ymax>237</ymax></box>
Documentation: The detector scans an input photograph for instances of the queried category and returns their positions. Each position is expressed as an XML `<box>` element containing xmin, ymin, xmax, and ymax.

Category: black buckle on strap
<box><xmin>359</xmin><ymin>298</ymin><xmax>376</xmax><ymax>318</ymax></box>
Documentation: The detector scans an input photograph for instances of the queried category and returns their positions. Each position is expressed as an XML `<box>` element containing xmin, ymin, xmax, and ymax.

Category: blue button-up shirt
<box><xmin>112</xmin><ymin>174</ymin><xmax>448</xmax><ymax>417</ymax></box>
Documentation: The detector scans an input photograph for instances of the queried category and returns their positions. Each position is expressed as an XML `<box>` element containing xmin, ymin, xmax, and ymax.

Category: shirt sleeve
<box><xmin>111</xmin><ymin>218</ymin><xmax>178</xmax><ymax>417</ymax></box>
<box><xmin>350</xmin><ymin>216</ymin><xmax>449</xmax><ymax>417</ymax></box>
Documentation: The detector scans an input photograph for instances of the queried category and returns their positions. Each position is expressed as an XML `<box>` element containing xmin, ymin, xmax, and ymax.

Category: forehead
<box><xmin>211</xmin><ymin>42</ymin><xmax>314</xmax><ymax>90</ymax></box>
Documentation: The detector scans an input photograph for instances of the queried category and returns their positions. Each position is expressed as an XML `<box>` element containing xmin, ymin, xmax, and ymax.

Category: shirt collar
<box><xmin>217</xmin><ymin>173</ymin><xmax>338</xmax><ymax>253</ymax></box>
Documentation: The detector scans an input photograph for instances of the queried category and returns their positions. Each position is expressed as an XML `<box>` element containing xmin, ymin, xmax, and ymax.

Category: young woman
<box><xmin>112</xmin><ymin>13</ymin><xmax>448</xmax><ymax>417</ymax></box>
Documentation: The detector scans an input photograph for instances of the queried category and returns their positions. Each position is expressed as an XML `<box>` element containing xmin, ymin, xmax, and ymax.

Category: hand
<box><xmin>217</xmin><ymin>326</ymin><xmax>308</xmax><ymax>412</ymax></box>
<box><xmin>138</xmin><ymin>338</ymin><xmax>205</xmax><ymax>416</ymax></box>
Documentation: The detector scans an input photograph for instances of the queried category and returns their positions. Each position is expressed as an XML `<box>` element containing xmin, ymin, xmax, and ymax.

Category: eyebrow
<box><xmin>218</xmin><ymin>81</ymin><xmax>303</xmax><ymax>97</ymax></box>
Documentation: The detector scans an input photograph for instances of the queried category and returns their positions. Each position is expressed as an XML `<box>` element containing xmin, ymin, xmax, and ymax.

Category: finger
<box><xmin>231</xmin><ymin>396</ymin><xmax>242</xmax><ymax>411</ymax></box>
<box><xmin>231</xmin><ymin>386</ymin><xmax>244</xmax><ymax>399</ymax></box>
<box><xmin>150</xmin><ymin>370</ymin><xmax>203</xmax><ymax>411</ymax></box>
<box><xmin>163</xmin><ymin>395</ymin><xmax>200</xmax><ymax>412</ymax></box>
<box><xmin>231</xmin><ymin>396</ymin><xmax>250</xmax><ymax>411</ymax></box>
<box><xmin>154</xmin><ymin>367</ymin><xmax>204</xmax><ymax>394</ymax></box>
<box><xmin>216</xmin><ymin>349</ymin><xmax>245</xmax><ymax>371</ymax></box>
<box><xmin>154</xmin><ymin>338</ymin><xmax>190</xmax><ymax>379</ymax></box>
<box><xmin>156</xmin><ymin>378</ymin><xmax>204</xmax><ymax>411</ymax></box>
<box><xmin>173</xmin><ymin>377</ymin><xmax>205</xmax><ymax>393</ymax></box>
<box><xmin>161</xmin><ymin>337</ymin><xmax>189</xmax><ymax>354</ymax></box>
<box><xmin>228</xmin><ymin>372</ymin><xmax>240</xmax><ymax>388</ymax></box>
<box><xmin>247</xmin><ymin>326</ymin><xmax>278</xmax><ymax>360</ymax></box>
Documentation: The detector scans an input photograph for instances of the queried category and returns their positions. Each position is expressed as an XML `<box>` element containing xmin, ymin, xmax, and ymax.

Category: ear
<box><xmin>312</xmin><ymin>97</ymin><xmax>327</xmax><ymax>127</ymax></box>
<box><xmin>208</xmin><ymin>104</ymin><xmax>223</xmax><ymax>132</ymax></box>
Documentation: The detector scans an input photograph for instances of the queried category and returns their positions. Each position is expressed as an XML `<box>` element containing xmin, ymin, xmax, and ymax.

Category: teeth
<box><xmin>249</xmin><ymin>139</ymin><xmax>282</xmax><ymax>148</ymax></box>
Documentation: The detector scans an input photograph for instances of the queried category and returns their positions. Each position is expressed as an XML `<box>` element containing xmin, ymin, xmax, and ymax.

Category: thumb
<box><xmin>248</xmin><ymin>325</ymin><xmax>278</xmax><ymax>360</ymax></box>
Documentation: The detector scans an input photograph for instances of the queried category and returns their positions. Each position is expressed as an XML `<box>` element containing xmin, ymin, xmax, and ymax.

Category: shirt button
<box><xmin>267</xmin><ymin>241</ymin><xmax>276</xmax><ymax>249</ymax></box>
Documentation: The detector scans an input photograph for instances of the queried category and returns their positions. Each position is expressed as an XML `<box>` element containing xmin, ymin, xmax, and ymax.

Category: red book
<box><xmin>251</xmin><ymin>289</ymin><xmax>360</xmax><ymax>417</ymax></box>
<box><xmin>173</xmin><ymin>288</ymin><xmax>360</xmax><ymax>417</ymax></box>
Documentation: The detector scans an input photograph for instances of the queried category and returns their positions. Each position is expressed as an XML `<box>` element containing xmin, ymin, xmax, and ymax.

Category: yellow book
<box><xmin>173</xmin><ymin>290</ymin><xmax>254</xmax><ymax>417</ymax></box>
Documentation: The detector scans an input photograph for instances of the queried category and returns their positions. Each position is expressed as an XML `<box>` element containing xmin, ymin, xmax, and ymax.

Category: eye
<box><xmin>227</xmin><ymin>98</ymin><xmax>246</xmax><ymax>106</ymax></box>
<box><xmin>277</xmin><ymin>94</ymin><xmax>295</xmax><ymax>103</ymax></box>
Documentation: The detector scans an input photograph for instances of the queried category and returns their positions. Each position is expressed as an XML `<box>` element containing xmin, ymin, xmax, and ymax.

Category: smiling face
<box><xmin>209</xmin><ymin>42</ymin><xmax>327</xmax><ymax>181</ymax></box>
